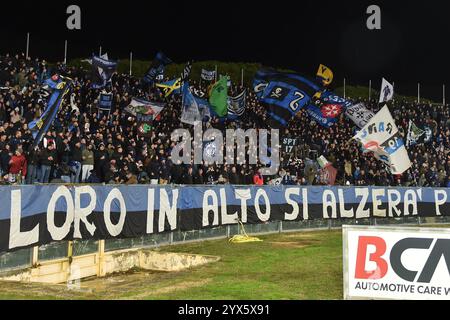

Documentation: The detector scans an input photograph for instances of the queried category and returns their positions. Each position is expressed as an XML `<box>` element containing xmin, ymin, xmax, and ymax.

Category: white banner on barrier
<box><xmin>343</xmin><ymin>225</ymin><xmax>450</xmax><ymax>300</ymax></box>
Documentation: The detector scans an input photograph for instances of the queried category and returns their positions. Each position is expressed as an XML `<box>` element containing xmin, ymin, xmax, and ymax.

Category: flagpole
<box><xmin>129</xmin><ymin>52</ymin><xmax>133</xmax><ymax>76</ymax></box>
<box><xmin>99</xmin><ymin>46</ymin><xmax>102</xmax><ymax>56</ymax></box>
<box><xmin>241</xmin><ymin>68</ymin><xmax>244</xmax><ymax>87</ymax></box>
<box><xmin>406</xmin><ymin>120</ymin><xmax>412</xmax><ymax>147</ymax></box>
<box><xmin>343</xmin><ymin>78</ymin><xmax>346</xmax><ymax>99</ymax></box>
<box><xmin>26</xmin><ymin>33</ymin><xmax>30</xmax><ymax>59</ymax></box>
<box><xmin>443</xmin><ymin>84</ymin><xmax>446</xmax><ymax>106</ymax></box>
<box><xmin>368</xmin><ymin>80</ymin><xmax>371</xmax><ymax>101</ymax></box>
<box><xmin>64</xmin><ymin>40</ymin><xmax>68</xmax><ymax>65</ymax></box>
<box><xmin>392</xmin><ymin>81</ymin><xmax>395</xmax><ymax>103</ymax></box>
<box><xmin>417</xmin><ymin>83</ymin><xmax>420</xmax><ymax>104</ymax></box>
<box><xmin>214</xmin><ymin>65</ymin><xmax>217</xmax><ymax>82</ymax></box>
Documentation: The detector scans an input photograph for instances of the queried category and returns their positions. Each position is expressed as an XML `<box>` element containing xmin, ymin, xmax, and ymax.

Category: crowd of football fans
<box><xmin>0</xmin><ymin>53</ymin><xmax>449</xmax><ymax>187</ymax></box>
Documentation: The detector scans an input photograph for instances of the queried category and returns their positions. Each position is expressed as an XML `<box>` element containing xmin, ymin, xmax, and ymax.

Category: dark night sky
<box><xmin>0</xmin><ymin>0</ymin><xmax>449</xmax><ymax>99</ymax></box>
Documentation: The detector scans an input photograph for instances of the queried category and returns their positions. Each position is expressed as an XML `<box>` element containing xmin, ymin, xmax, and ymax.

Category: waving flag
<box><xmin>345</xmin><ymin>102</ymin><xmax>375</xmax><ymax>128</ymax></box>
<box><xmin>91</xmin><ymin>55</ymin><xmax>117</xmax><ymax>89</ymax></box>
<box><xmin>124</xmin><ymin>98</ymin><xmax>165</xmax><ymax>118</ymax></box>
<box><xmin>253</xmin><ymin>69</ymin><xmax>321</xmax><ymax>127</ymax></box>
<box><xmin>125</xmin><ymin>98</ymin><xmax>165</xmax><ymax>137</ymax></box>
<box><xmin>353</xmin><ymin>105</ymin><xmax>411</xmax><ymax>174</ymax></box>
<box><xmin>305</xmin><ymin>104</ymin><xmax>340</xmax><ymax>128</ymax></box>
<box><xmin>307</xmin><ymin>91</ymin><xmax>357</xmax><ymax>128</ymax></box>
<box><xmin>227</xmin><ymin>90</ymin><xmax>246</xmax><ymax>119</ymax></box>
<box><xmin>143</xmin><ymin>52</ymin><xmax>172</xmax><ymax>85</ymax></box>
<box><xmin>29</xmin><ymin>77</ymin><xmax>72</xmax><ymax>148</ymax></box>
<box><xmin>181</xmin><ymin>61</ymin><xmax>193</xmax><ymax>83</ymax></box>
<box><xmin>181</xmin><ymin>82</ymin><xmax>211</xmax><ymax>125</ymax></box>
<box><xmin>406</xmin><ymin>120</ymin><xmax>432</xmax><ymax>147</ymax></box>
<box><xmin>209</xmin><ymin>76</ymin><xmax>228</xmax><ymax>117</ymax></box>
<box><xmin>156</xmin><ymin>78</ymin><xmax>181</xmax><ymax>97</ymax></box>
<box><xmin>98</xmin><ymin>93</ymin><xmax>113</xmax><ymax>118</ymax></box>
<box><xmin>406</xmin><ymin>120</ymin><xmax>425</xmax><ymax>147</ymax></box>
<box><xmin>44</xmin><ymin>75</ymin><xmax>64</xmax><ymax>90</ymax></box>
<box><xmin>316</xmin><ymin>64</ymin><xmax>333</xmax><ymax>86</ymax></box>
<box><xmin>379</xmin><ymin>78</ymin><xmax>394</xmax><ymax>103</ymax></box>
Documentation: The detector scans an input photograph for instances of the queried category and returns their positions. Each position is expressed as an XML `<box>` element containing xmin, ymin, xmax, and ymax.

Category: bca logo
<box><xmin>355</xmin><ymin>236</ymin><xmax>450</xmax><ymax>283</ymax></box>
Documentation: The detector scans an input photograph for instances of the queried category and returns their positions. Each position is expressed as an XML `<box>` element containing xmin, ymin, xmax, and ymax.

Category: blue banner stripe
<box><xmin>0</xmin><ymin>185</ymin><xmax>448</xmax><ymax>220</ymax></box>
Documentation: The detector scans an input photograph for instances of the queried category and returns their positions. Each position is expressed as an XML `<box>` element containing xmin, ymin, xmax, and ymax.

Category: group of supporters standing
<box><xmin>0</xmin><ymin>53</ymin><xmax>448</xmax><ymax>187</ymax></box>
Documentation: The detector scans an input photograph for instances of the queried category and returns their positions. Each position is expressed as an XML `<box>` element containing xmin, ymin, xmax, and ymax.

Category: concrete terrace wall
<box><xmin>0</xmin><ymin>245</ymin><xmax>220</xmax><ymax>284</ymax></box>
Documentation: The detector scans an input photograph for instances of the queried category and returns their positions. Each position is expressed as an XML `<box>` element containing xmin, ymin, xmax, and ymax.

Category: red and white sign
<box><xmin>343</xmin><ymin>225</ymin><xmax>450</xmax><ymax>300</ymax></box>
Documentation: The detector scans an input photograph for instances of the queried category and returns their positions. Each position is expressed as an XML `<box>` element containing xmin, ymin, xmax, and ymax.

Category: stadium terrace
<box><xmin>0</xmin><ymin>53</ymin><xmax>448</xmax><ymax>190</ymax></box>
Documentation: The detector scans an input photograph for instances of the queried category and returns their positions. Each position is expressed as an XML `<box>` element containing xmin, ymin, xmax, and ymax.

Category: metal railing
<box><xmin>1</xmin><ymin>216</ymin><xmax>450</xmax><ymax>273</ymax></box>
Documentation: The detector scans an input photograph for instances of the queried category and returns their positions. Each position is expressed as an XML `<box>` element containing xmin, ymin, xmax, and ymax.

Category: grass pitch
<box><xmin>0</xmin><ymin>230</ymin><xmax>343</xmax><ymax>300</ymax></box>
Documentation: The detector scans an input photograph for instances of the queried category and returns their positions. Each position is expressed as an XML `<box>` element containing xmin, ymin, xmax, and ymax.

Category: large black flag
<box><xmin>142</xmin><ymin>52</ymin><xmax>173</xmax><ymax>85</ymax></box>
<box><xmin>91</xmin><ymin>55</ymin><xmax>117</xmax><ymax>89</ymax></box>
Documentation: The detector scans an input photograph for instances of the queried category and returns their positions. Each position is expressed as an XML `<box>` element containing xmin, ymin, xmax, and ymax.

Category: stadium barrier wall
<box><xmin>0</xmin><ymin>185</ymin><xmax>449</xmax><ymax>274</ymax></box>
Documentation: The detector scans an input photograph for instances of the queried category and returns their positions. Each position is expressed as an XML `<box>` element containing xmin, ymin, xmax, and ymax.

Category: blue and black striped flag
<box><xmin>253</xmin><ymin>69</ymin><xmax>321</xmax><ymax>128</ymax></box>
<box><xmin>29</xmin><ymin>77</ymin><xmax>72</xmax><ymax>148</ymax></box>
